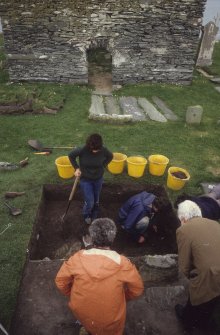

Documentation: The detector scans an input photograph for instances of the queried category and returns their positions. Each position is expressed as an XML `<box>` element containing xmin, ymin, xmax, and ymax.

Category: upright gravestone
<box><xmin>186</xmin><ymin>105</ymin><xmax>203</xmax><ymax>124</ymax></box>
<box><xmin>197</xmin><ymin>21</ymin><xmax>219</xmax><ymax>67</ymax></box>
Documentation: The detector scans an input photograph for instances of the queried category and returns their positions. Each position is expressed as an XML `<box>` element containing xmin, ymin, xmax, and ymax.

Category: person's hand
<box><xmin>74</xmin><ymin>168</ymin><xmax>81</xmax><ymax>177</ymax></box>
<box><xmin>138</xmin><ymin>236</ymin><xmax>145</xmax><ymax>244</ymax></box>
<box><xmin>152</xmin><ymin>224</ymin><xmax>158</xmax><ymax>233</ymax></box>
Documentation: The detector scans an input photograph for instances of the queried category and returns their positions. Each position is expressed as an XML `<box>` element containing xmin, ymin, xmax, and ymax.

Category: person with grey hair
<box><xmin>55</xmin><ymin>218</ymin><xmax>144</xmax><ymax>335</ymax></box>
<box><xmin>175</xmin><ymin>200</ymin><xmax>220</xmax><ymax>330</ymax></box>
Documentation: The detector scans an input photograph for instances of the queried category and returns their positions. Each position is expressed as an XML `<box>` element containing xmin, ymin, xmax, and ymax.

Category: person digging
<box><xmin>68</xmin><ymin>133</ymin><xmax>113</xmax><ymax>225</ymax></box>
<box><xmin>117</xmin><ymin>191</ymin><xmax>169</xmax><ymax>243</ymax></box>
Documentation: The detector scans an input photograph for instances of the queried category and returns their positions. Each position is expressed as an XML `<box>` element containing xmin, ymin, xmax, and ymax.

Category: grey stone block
<box><xmin>186</xmin><ymin>105</ymin><xmax>203</xmax><ymax>124</ymax></box>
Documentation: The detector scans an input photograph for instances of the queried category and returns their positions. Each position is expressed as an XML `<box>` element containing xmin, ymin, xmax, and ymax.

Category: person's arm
<box><xmin>55</xmin><ymin>258</ymin><xmax>74</xmax><ymax>296</ymax></box>
<box><xmin>103</xmin><ymin>147</ymin><xmax>113</xmax><ymax>167</ymax></box>
<box><xmin>121</xmin><ymin>257</ymin><xmax>144</xmax><ymax>301</ymax></box>
<box><xmin>68</xmin><ymin>147</ymin><xmax>82</xmax><ymax>177</ymax></box>
<box><xmin>68</xmin><ymin>147</ymin><xmax>82</xmax><ymax>170</ymax></box>
<box><xmin>176</xmin><ymin>228</ymin><xmax>192</xmax><ymax>278</ymax></box>
<box><xmin>123</xmin><ymin>205</ymin><xmax>142</xmax><ymax>231</ymax></box>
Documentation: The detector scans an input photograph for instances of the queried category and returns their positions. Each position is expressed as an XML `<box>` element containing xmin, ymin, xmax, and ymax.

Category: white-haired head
<box><xmin>89</xmin><ymin>218</ymin><xmax>117</xmax><ymax>247</ymax></box>
<box><xmin>177</xmin><ymin>200</ymin><xmax>202</xmax><ymax>223</ymax></box>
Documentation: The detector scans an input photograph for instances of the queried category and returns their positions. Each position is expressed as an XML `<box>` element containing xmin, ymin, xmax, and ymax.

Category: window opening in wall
<box><xmin>87</xmin><ymin>48</ymin><xmax>112</xmax><ymax>93</ymax></box>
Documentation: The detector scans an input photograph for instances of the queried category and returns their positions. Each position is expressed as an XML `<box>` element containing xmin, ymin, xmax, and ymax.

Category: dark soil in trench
<box><xmin>12</xmin><ymin>183</ymin><xmax>219</xmax><ymax>335</ymax></box>
<box><xmin>29</xmin><ymin>183</ymin><xmax>179</xmax><ymax>260</ymax></box>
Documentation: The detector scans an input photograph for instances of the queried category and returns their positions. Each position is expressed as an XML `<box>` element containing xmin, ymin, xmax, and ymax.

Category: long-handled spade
<box><xmin>61</xmin><ymin>176</ymin><xmax>80</xmax><ymax>223</ymax></box>
<box><xmin>28</xmin><ymin>139</ymin><xmax>73</xmax><ymax>152</ymax></box>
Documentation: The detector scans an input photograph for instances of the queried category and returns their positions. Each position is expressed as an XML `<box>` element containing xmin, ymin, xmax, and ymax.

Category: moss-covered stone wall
<box><xmin>0</xmin><ymin>0</ymin><xmax>206</xmax><ymax>84</ymax></box>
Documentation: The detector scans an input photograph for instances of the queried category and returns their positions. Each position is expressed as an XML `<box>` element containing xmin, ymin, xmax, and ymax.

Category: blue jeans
<box><xmin>80</xmin><ymin>177</ymin><xmax>103</xmax><ymax>220</ymax></box>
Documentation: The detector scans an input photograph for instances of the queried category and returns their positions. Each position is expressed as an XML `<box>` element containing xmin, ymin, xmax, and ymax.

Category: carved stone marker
<box><xmin>186</xmin><ymin>105</ymin><xmax>203</xmax><ymax>124</ymax></box>
<box><xmin>197</xmin><ymin>21</ymin><xmax>219</xmax><ymax>67</ymax></box>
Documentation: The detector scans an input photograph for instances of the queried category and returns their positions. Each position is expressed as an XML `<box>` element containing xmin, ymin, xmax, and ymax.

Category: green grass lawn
<box><xmin>0</xmin><ymin>36</ymin><xmax>220</xmax><ymax>329</ymax></box>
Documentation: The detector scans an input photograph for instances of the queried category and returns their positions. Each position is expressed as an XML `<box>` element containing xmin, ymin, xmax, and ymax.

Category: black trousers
<box><xmin>182</xmin><ymin>295</ymin><xmax>220</xmax><ymax>329</ymax></box>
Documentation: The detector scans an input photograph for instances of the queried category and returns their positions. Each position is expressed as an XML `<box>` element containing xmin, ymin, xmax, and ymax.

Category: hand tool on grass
<box><xmin>5</xmin><ymin>191</ymin><xmax>25</xmax><ymax>198</ymax></box>
<box><xmin>34</xmin><ymin>152</ymin><xmax>51</xmax><ymax>155</ymax></box>
<box><xmin>28</xmin><ymin>139</ymin><xmax>73</xmax><ymax>152</ymax></box>
<box><xmin>0</xmin><ymin>157</ymin><xmax>28</xmax><ymax>171</ymax></box>
<box><xmin>4</xmin><ymin>202</ymin><xmax>22</xmax><ymax>216</ymax></box>
<box><xmin>61</xmin><ymin>176</ymin><xmax>80</xmax><ymax>223</ymax></box>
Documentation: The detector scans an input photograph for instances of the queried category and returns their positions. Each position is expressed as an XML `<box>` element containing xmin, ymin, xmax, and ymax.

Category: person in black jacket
<box><xmin>69</xmin><ymin>133</ymin><xmax>113</xmax><ymax>224</ymax></box>
<box><xmin>174</xmin><ymin>184</ymin><xmax>220</xmax><ymax>221</ymax></box>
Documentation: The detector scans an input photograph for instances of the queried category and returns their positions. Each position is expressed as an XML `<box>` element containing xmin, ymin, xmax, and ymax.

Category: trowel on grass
<box><xmin>4</xmin><ymin>201</ymin><xmax>22</xmax><ymax>216</ymax></box>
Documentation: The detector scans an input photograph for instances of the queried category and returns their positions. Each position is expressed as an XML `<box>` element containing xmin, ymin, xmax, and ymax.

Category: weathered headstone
<box><xmin>197</xmin><ymin>21</ymin><xmax>219</xmax><ymax>67</ymax></box>
<box><xmin>215</xmin><ymin>86</ymin><xmax>220</xmax><ymax>93</ymax></box>
<box><xmin>186</xmin><ymin>105</ymin><xmax>203</xmax><ymax>124</ymax></box>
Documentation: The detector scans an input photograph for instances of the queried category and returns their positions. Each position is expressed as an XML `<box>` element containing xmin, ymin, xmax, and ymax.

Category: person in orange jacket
<box><xmin>55</xmin><ymin>218</ymin><xmax>144</xmax><ymax>335</ymax></box>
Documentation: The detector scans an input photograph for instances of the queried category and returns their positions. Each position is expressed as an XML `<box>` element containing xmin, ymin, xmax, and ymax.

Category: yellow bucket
<box><xmin>148</xmin><ymin>154</ymin><xmax>169</xmax><ymax>176</ymax></box>
<box><xmin>167</xmin><ymin>166</ymin><xmax>190</xmax><ymax>190</ymax></box>
<box><xmin>127</xmin><ymin>156</ymin><xmax>147</xmax><ymax>178</ymax></box>
<box><xmin>108</xmin><ymin>153</ymin><xmax>127</xmax><ymax>174</ymax></box>
<box><xmin>55</xmin><ymin>156</ymin><xmax>75</xmax><ymax>179</ymax></box>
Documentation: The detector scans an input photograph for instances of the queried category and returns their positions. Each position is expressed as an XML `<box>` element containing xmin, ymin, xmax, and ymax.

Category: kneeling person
<box><xmin>118</xmin><ymin>191</ymin><xmax>167</xmax><ymax>243</ymax></box>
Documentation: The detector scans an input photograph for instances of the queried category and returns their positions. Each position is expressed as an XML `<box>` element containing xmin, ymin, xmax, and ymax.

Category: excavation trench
<box><xmin>11</xmin><ymin>183</ymin><xmax>199</xmax><ymax>335</ymax></box>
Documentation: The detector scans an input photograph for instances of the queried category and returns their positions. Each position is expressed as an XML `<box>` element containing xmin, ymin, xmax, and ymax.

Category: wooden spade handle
<box><xmin>69</xmin><ymin>176</ymin><xmax>80</xmax><ymax>201</ymax></box>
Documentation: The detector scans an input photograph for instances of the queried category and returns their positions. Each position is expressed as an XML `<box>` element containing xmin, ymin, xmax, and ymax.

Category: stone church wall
<box><xmin>0</xmin><ymin>0</ymin><xmax>206</xmax><ymax>84</ymax></box>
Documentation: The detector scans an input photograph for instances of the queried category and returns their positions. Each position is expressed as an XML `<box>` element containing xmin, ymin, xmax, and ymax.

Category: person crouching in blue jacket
<box><xmin>118</xmin><ymin>191</ymin><xmax>168</xmax><ymax>244</ymax></box>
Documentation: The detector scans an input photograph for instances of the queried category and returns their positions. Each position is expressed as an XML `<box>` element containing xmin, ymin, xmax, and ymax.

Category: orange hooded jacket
<box><xmin>55</xmin><ymin>248</ymin><xmax>144</xmax><ymax>335</ymax></box>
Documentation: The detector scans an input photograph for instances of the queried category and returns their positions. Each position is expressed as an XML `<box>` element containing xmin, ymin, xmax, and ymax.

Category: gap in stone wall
<box><xmin>87</xmin><ymin>47</ymin><xmax>112</xmax><ymax>92</ymax></box>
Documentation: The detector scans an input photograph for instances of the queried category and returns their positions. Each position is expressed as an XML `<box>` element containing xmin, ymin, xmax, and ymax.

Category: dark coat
<box><xmin>191</xmin><ymin>196</ymin><xmax>220</xmax><ymax>221</ymax></box>
<box><xmin>118</xmin><ymin>191</ymin><xmax>156</xmax><ymax>239</ymax></box>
